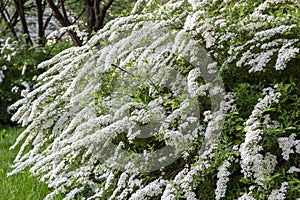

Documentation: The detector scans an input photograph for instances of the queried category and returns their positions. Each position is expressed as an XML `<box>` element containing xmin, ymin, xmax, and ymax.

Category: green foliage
<box><xmin>212</xmin><ymin>82</ymin><xmax>300</xmax><ymax>199</ymax></box>
<box><xmin>106</xmin><ymin>0</ymin><xmax>138</xmax><ymax>19</ymax></box>
<box><xmin>0</xmin><ymin>37</ymin><xmax>72</xmax><ymax>125</ymax></box>
<box><xmin>0</xmin><ymin>127</ymin><xmax>64</xmax><ymax>200</ymax></box>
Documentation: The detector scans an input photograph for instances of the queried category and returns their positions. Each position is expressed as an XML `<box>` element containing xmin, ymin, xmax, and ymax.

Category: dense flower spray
<box><xmin>9</xmin><ymin>0</ymin><xmax>300</xmax><ymax>199</ymax></box>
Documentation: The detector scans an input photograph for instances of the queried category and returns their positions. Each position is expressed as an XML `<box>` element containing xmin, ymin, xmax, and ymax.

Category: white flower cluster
<box><xmin>262</xmin><ymin>114</ymin><xmax>280</xmax><ymax>129</ymax></box>
<box><xmin>287</xmin><ymin>166</ymin><xmax>300</xmax><ymax>174</ymax></box>
<box><xmin>46</xmin><ymin>25</ymin><xmax>89</xmax><ymax>45</ymax></box>
<box><xmin>161</xmin><ymin>167</ymin><xmax>199</xmax><ymax>200</ymax></box>
<box><xmin>0</xmin><ymin>69</ymin><xmax>4</xmax><ymax>84</ymax></box>
<box><xmin>278</xmin><ymin>133</ymin><xmax>300</xmax><ymax>160</ymax></box>
<box><xmin>185</xmin><ymin>0</ymin><xmax>299</xmax><ymax>72</ymax></box>
<box><xmin>267</xmin><ymin>182</ymin><xmax>288</xmax><ymax>200</ymax></box>
<box><xmin>9</xmin><ymin>0</ymin><xmax>228</xmax><ymax>198</ymax></box>
<box><xmin>129</xmin><ymin>179</ymin><xmax>168</xmax><ymax>200</ymax></box>
<box><xmin>234</xmin><ymin>28</ymin><xmax>299</xmax><ymax>72</ymax></box>
<box><xmin>0</xmin><ymin>64</ymin><xmax>7</xmax><ymax>85</ymax></box>
<box><xmin>237</xmin><ymin>193</ymin><xmax>256</xmax><ymax>200</ymax></box>
<box><xmin>275</xmin><ymin>39</ymin><xmax>300</xmax><ymax>70</ymax></box>
<box><xmin>239</xmin><ymin>87</ymin><xmax>281</xmax><ymax>183</ymax></box>
<box><xmin>0</xmin><ymin>37</ymin><xmax>18</xmax><ymax>62</ymax></box>
<box><xmin>215</xmin><ymin>159</ymin><xmax>231</xmax><ymax>200</ymax></box>
<box><xmin>159</xmin><ymin>93</ymin><xmax>235</xmax><ymax>200</ymax></box>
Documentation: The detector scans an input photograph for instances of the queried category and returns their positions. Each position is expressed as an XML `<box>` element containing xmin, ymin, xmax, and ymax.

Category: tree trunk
<box><xmin>47</xmin><ymin>0</ymin><xmax>83</xmax><ymax>46</ymax></box>
<box><xmin>97</xmin><ymin>0</ymin><xmax>114</xmax><ymax>30</ymax></box>
<box><xmin>84</xmin><ymin>0</ymin><xmax>114</xmax><ymax>37</ymax></box>
<box><xmin>36</xmin><ymin>0</ymin><xmax>45</xmax><ymax>45</ymax></box>
<box><xmin>14</xmin><ymin>0</ymin><xmax>33</xmax><ymax>45</ymax></box>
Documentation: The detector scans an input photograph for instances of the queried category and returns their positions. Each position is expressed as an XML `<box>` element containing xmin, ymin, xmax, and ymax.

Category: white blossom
<box><xmin>268</xmin><ymin>182</ymin><xmax>288</xmax><ymax>200</ymax></box>
<box><xmin>278</xmin><ymin>133</ymin><xmax>300</xmax><ymax>160</ymax></box>
<box><xmin>239</xmin><ymin>87</ymin><xmax>281</xmax><ymax>183</ymax></box>
<box><xmin>0</xmin><ymin>69</ymin><xmax>5</xmax><ymax>84</ymax></box>
<box><xmin>287</xmin><ymin>166</ymin><xmax>300</xmax><ymax>174</ymax></box>
<box><xmin>129</xmin><ymin>179</ymin><xmax>167</xmax><ymax>200</ymax></box>
<box><xmin>215</xmin><ymin>160</ymin><xmax>231</xmax><ymax>200</ymax></box>
<box><xmin>237</xmin><ymin>193</ymin><xmax>256</xmax><ymax>200</ymax></box>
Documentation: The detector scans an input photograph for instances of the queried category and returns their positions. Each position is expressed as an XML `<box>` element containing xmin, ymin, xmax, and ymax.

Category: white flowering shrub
<box><xmin>9</xmin><ymin>0</ymin><xmax>300</xmax><ymax>199</ymax></box>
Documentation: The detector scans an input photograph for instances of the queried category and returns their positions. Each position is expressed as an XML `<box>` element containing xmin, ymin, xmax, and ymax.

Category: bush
<box><xmin>8</xmin><ymin>0</ymin><xmax>300</xmax><ymax>199</ymax></box>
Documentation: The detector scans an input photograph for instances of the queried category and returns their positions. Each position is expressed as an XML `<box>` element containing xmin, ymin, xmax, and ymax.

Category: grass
<box><xmin>0</xmin><ymin>126</ymin><xmax>53</xmax><ymax>200</ymax></box>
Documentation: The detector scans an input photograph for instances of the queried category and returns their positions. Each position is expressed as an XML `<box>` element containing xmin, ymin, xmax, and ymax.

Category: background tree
<box><xmin>83</xmin><ymin>0</ymin><xmax>114</xmax><ymax>37</ymax></box>
<box><xmin>0</xmin><ymin>0</ymin><xmax>56</xmax><ymax>45</ymax></box>
<box><xmin>0</xmin><ymin>0</ymin><xmax>136</xmax><ymax>46</ymax></box>
<box><xmin>0</xmin><ymin>0</ymin><xmax>18</xmax><ymax>38</ymax></box>
<box><xmin>13</xmin><ymin>0</ymin><xmax>32</xmax><ymax>44</ymax></box>
<box><xmin>46</xmin><ymin>0</ymin><xmax>83</xmax><ymax>46</ymax></box>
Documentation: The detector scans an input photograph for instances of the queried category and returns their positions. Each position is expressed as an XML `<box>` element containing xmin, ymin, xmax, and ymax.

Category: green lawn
<box><xmin>0</xmin><ymin>127</ymin><xmax>52</xmax><ymax>200</ymax></box>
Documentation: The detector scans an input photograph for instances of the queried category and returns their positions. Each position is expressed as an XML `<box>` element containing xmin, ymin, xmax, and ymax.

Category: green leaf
<box><xmin>285</xmin><ymin>126</ymin><xmax>296</xmax><ymax>130</ymax></box>
<box><xmin>235</xmin><ymin>125</ymin><xmax>244</xmax><ymax>131</ymax></box>
<box><xmin>240</xmin><ymin>178</ymin><xmax>250</xmax><ymax>184</ymax></box>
